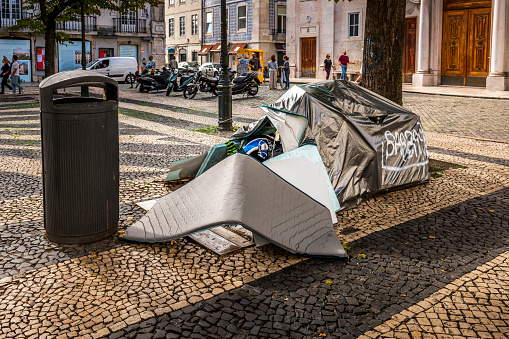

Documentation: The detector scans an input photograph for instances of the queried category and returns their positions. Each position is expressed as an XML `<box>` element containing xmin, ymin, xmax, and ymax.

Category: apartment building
<box><xmin>165</xmin><ymin>0</ymin><xmax>202</xmax><ymax>64</ymax></box>
<box><xmin>0</xmin><ymin>3</ymin><xmax>165</xmax><ymax>82</ymax></box>
<box><xmin>199</xmin><ymin>0</ymin><xmax>287</xmax><ymax>67</ymax></box>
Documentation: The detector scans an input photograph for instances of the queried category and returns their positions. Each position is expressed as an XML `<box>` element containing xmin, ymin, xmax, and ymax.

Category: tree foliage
<box><xmin>10</xmin><ymin>0</ymin><xmax>161</xmax><ymax>77</ymax></box>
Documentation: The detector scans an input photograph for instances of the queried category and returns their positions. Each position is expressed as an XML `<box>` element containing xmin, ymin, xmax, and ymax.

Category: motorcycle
<box><xmin>184</xmin><ymin>70</ymin><xmax>260</xmax><ymax>99</ymax></box>
<box><xmin>165</xmin><ymin>69</ymin><xmax>196</xmax><ymax>96</ymax></box>
<box><xmin>138</xmin><ymin>68</ymin><xmax>171</xmax><ymax>93</ymax></box>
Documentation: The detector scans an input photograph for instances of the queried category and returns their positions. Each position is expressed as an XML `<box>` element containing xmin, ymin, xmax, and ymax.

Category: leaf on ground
<box><xmin>127</xmin><ymin>216</ymin><xmax>134</xmax><ymax>220</ymax></box>
<box><xmin>341</xmin><ymin>242</ymin><xmax>351</xmax><ymax>251</ymax></box>
<box><xmin>325</xmin><ymin>280</ymin><xmax>333</xmax><ymax>286</ymax></box>
<box><xmin>429</xmin><ymin>236</ymin><xmax>436</xmax><ymax>239</ymax></box>
<box><xmin>357</xmin><ymin>254</ymin><xmax>366</xmax><ymax>259</ymax></box>
<box><xmin>488</xmin><ymin>210</ymin><xmax>494</xmax><ymax>213</ymax></box>
<box><xmin>319</xmin><ymin>334</ymin><xmax>327</xmax><ymax>337</ymax></box>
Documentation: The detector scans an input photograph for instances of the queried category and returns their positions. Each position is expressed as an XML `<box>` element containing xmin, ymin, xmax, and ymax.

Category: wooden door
<box><xmin>466</xmin><ymin>8</ymin><xmax>490</xmax><ymax>80</ymax></box>
<box><xmin>442</xmin><ymin>10</ymin><xmax>468</xmax><ymax>81</ymax></box>
<box><xmin>403</xmin><ymin>18</ymin><xmax>417</xmax><ymax>82</ymax></box>
<box><xmin>301</xmin><ymin>38</ymin><xmax>316</xmax><ymax>78</ymax></box>
<box><xmin>442</xmin><ymin>6</ymin><xmax>490</xmax><ymax>86</ymax></box>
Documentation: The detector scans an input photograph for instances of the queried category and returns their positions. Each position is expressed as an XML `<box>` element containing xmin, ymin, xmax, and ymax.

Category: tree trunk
<box><xmin>362</xmin><ymin>0</ymin><xmax>406</xmax><ymax>105</ymax></box>
<box><xmin>44</xmin><ymin>21</ymin><xmax>57</xmax><ymax>78</ymax></box>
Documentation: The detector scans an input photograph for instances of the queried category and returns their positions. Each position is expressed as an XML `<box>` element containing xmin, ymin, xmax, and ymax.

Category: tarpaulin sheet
<box><xmin>262</xmin><ymin>80</ymin><xmax>430</xmax><ymax>210</ymax></box>
<box><xmin>123</xmin><ymin>153</ymin><xmax>347</xmax><ymax>258</ymax></box>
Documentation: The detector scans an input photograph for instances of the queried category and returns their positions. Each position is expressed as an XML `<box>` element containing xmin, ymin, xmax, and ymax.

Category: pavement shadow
<box><xmin>121</xmin><ymin>98</ymin><xmax>257</xmax><ymax>124</ymax></box>
<box><xmin>124</xmin><ymin>187</ymin><xmax>509</xmax><ymax>339</ymax></box>
<box><xmin>428</xmin><ymin>146</ymin><xmax>509</xmax><ymax>167</ymax></box>
<box><xmin>0</xmin><ymin>171</ymin><xmax>41</xmax><ymax>200</ymax></box>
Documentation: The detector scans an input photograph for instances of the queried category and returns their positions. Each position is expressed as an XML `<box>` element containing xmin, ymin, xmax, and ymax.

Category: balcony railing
<box><xmin>56</xmin><ymin>16</ymin><xmax>97</xmax><ymax>31</ymax></box>
<box><xmin>113</xmin><ymin>18</ymin><xmax>147</xmax><ymax>34</ymax></box>
<box><xmin>0</xmin><ymin>11</ymin><xmax>33</xmax><ymax>29</ymax></box>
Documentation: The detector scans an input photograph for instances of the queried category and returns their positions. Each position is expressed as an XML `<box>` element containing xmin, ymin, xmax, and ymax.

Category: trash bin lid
<box><xmin>40</xmin><ymin>70</ymin><xmax>118</xmax><ymax>112</ymax></box>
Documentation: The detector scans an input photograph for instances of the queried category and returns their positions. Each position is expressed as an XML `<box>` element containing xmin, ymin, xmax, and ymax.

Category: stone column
<box><xmin>486</xmin><ymin>0</ymin><xmax>508</xmax><ymax>91</ymax></box>
<box><xmin>413</xmin><ymin>0</ymin><xmax>434</xmax><ymax>86</ymax></box>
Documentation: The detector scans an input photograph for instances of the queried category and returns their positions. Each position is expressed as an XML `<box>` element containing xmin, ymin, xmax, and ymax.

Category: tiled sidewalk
<box><xmin>0</xmin><ymin>86</ymin><xmax>508</xmax><ymax>338</ymax></box>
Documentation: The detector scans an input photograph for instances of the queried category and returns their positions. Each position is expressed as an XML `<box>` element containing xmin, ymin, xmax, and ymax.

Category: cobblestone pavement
<box><xmin>0</xmin><ymin>84</ymin><xmax>508</xmax><ymax>338</ymax></box>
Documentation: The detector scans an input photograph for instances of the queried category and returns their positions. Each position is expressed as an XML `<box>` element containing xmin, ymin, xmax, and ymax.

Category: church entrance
<box><xmin>441</xmin><ymin>0</ymin><xmax>491</xmax><ymax>86</ymax></box>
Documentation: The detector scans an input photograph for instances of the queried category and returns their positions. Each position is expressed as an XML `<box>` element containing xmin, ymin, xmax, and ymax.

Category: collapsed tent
<box><xmin>125</xmin><ymin>80</ymin><xmax>429</xmax><ymax>257</ymax></box>
<box><xmin>251</xmin><ymin>80</ymin><xmax>430</xmax><ymax>209</ymax></box>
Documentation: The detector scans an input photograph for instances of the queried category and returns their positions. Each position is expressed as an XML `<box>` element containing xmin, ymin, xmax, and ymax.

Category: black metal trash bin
<box><xmin>40</xmin><ymin>70</ymin><xmax>119</xmax><ymax>244</ymax></box>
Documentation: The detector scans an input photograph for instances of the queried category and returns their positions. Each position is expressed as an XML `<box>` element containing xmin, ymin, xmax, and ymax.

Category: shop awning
<box><xmin>275</xmin><ymin>43</ymin><xmax>286</xmax><ymax>51</ymax></box>
<box><xmin>198</xmin><ymin>45</ymin><xmax>213</xmax><ymax>55</ymax></box>
<box><xmin>210</xmin><ymin>42</ymin><xmax>231</xmax><ymax>53</ymax></box>
<box><xmin>229</xmin><ymin>43</ymin><xmax>247</xmax><ymax>54</ymax></box>
<box><xmin>166</xmin><ymin>47</ymin><xmax>176</xmax><ymax>54</ymax></box>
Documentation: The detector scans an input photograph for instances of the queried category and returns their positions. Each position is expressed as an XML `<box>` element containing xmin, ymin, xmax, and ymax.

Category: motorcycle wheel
<box><xmin>166</xmin><ymin>86</ymin><xmax>172</xmax><ymax>96</ymax></box>
<box><xmin>247</xmin><ymin>83</ymin><xmax>259</xmax><ymax>96</ymax></box>
<box><xmin>184</xmin><ymin>85</ymin><xmax>198</xmax><ymax>99</ymax></box>
<box><xmin>125</xmin><ymin>74</ymin><xmax>135</xmax><ymax>84</ymax></box>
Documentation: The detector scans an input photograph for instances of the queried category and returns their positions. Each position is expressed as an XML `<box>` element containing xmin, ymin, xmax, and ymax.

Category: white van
<box><xmin>86</xmin><ymin>57</ymin><xmax>138</xmax><ymax>83</ymax></box>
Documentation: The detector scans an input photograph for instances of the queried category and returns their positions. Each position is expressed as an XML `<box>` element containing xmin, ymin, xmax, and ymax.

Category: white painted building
<box><xmin>286</xmin><ymin>0</ymin><xmax>509</xmax><ymax>91</ymax></box>
<box><xmin>165</xmin><ymin>0</ymin><xmax>202</xmax><ymax>64</ymax></box>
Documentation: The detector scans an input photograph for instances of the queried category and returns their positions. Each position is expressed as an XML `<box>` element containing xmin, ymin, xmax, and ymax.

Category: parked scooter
<box><xmin>165</xmin><ymin>69</ymin><xmax>196</xmax><ymax>96</ymax></box>
<box><xmin>138</xmin><ymin>68</ymin><xmax>171</xmax><ymax>93</ymax></box>
<box><xmin>184</xmin><ymin>71</ymin><xmax>260</xmax><ymax>99</ymax></box>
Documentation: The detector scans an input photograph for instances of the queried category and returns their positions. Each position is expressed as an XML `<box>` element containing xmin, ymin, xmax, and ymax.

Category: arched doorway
<box><xmin>441</xmin><ymin>0</ymin><xmax>491</xmax><ymax>86</ymax></box>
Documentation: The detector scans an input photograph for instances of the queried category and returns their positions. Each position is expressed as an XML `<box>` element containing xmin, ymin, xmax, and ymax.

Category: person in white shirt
<box><xmin>10</xmin><ymin>55</ymin><xmax>23</xmax><ymax>94</ymax></box>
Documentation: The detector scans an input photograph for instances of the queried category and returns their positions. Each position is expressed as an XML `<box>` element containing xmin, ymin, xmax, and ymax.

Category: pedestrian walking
<box><xmin>268</xmin><ymin>55</ymin><xmax>278</xmax><ymax>90</ymax></box>
<box><xmin>10</xmin><ymin>55</ymin><xmax>23</xmax><ymax>95</ymax></box>
<box><xmin>338</xmin><ymin>50</ymin><xmax>354</xmax><ymax>80</ymax></box>
<box><xmin>279</xmin><ymin>55</ymin><xmax>290</xmax><ymax>90</ymax></box>
<box><xmin>322</xmin><ymin>54</ymin><xmax>334</xmax><ymax>80</ymax></box>
<box><xmin>1</xmin><ymin>56</ymin><xmax>12</xmax><ymax>94</ymax></box>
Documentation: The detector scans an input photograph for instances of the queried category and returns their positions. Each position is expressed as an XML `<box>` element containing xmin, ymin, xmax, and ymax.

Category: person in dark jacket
<box><xmin>279</xmin><ymin>55</ymin><xmax>290</xmax><ymax>90</ymax></box>
<box><xmin>1</xmin><ymin>56</ymin><xmax>12</xmax><ymax>94</ymax></box>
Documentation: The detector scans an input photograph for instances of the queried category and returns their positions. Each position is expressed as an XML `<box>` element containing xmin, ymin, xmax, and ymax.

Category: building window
<box><xmin>169</xmin><ymin>18</ymin><xmax>174</xmax><ymax>36</ymax></box>
<box><xmin>1</xmin><ymin>0</ymin><xmax>21</xmax><ymax>23</ymax></box>
<box><xmin>99</xmin><ymin>48</ymin><xmax>114</xmax><ymax>58</ymax></box>
<box><xmin>168</xmin><ymin>0</ymin><xmax>174</xmax><ymax>6</ymax></box>
<box><xmin>349</xmin><ymin>13</ymin><xmax>359</xmax><ymax>37</ymax></box>
<box><xmin>277</xmin><ymin>6</ymin><xmax>286</xmax><ymax>34</ymax></box>
<box><xmin>180</xmin><ymin>16</ymin><xmax>185</xmax><ymax>36</ymax></box>
<box><xmin>179</xmin><ymin>0</ymin><xmax>185</xmax><ymax>3</ymax></box>
<box><xmin>192</xmin><ymin>51</ymin><xmax>198</xmax><ymax>61</ymax></box>
<box><xmin>191</xmin><ymin>14</ymin><xmax>198</xmax><ymax>35</ymax></box>
<box><xmin>237</xmin><ymin>5</ymin><xmax>246</xmax><ymax>31</ymax></box>
<box><xmin>180</xmin><ymin>49</ymin><xmax>187</xmax><ymax>62</ymax></box>
<box><xmin>205</xmin><ymin>11</ymin><xmax>213</xmax><ymax>34</ymax></box>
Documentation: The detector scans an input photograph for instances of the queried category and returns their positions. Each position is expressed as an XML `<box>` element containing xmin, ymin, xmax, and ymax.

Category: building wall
<box><xmin>0</xmin><ymin>4</ymin><xmax>164</xmax><ymax>82</ymax></box>
<box><xmin>201</xmin><ymin>0</ymin><xmax>285</xmax><ymax>68</ymax></box>
<box><xmin>165</xmin><ymin>0</ymin><xmax>202</xmax><ymax>63</ymax></box>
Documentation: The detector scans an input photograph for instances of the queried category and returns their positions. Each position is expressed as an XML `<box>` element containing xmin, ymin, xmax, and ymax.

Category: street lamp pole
<box><xmin>217</xmin><ymin>0</ymin><xmax>232</xmax><ymax>130</ymax></box>
<box><xmin>80</xmin><ymin>0</ymin><xmax>89</xmax><ymax>97</ymax></box>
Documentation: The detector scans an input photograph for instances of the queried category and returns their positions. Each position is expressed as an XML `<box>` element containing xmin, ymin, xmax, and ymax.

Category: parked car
<box><xmin>199</xmin><ymin>62</ymin><xmax>221</xmax><ymax>77</ymax></box>
<box><xmin>179</xmin><ymin>61</ymin><xmax>199</xmax><ymax>74</ymax></box>
<box><xmin>86</xmin><ymin>57</ymin><xmax>138</xmax><ymax>83</ymax></box>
